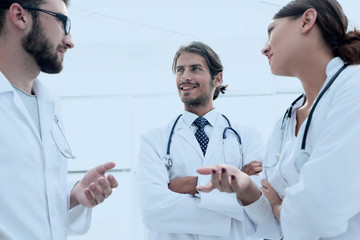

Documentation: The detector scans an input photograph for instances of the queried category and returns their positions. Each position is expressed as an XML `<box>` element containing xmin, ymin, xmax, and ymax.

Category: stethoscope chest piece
<box><xmin>163</xmin><ymin>154</ymin><xmax>173</xmax><ymax>170</ymax></box>
<box><xmin>295</xmin><ymin>150</ymin><xmax>310</xmax><ymax>172</ymax></box>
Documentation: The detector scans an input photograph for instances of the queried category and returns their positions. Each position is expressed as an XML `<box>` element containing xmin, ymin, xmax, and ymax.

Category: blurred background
<box><xmin>39</xmin><ymin>0</ymin><xmax>359</xmax><ymax>239</ymax></box>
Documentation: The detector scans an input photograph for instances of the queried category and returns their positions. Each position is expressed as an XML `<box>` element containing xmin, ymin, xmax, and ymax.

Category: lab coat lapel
<box><xmin>174</xmin><ymin>119</ymin><xmax>204</xmax><ymax>158</ymax></box>
<box><xmin>0</xmin><ymin>76</ymin><xmax>43</xmax><ymax>144</ymax></box>
<box><xmin>205</xmin><ymin>123</ymin><xmax>224</xmax><ymax>162</ymax></box>
<box><xmin>14</xmin><ymin>95</ymin><xmax>42</xmax><ymax>141</ymax></box>
<box><xmin>34</xmin><ymin>80</ymin><xmax>56</xmax><ymax>168</ymax></box>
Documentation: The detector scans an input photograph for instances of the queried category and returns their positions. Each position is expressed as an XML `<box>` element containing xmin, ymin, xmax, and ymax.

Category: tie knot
<box><xmin>193</xmin><ymin>117</ymin><xmax>208</xmax><ymax>129</ymax></box>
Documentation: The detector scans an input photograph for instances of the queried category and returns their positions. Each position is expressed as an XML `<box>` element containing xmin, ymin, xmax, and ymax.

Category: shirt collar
<box><xmin>182</xmin><ymin>108</ymin><xmax>217</xmax><ymax>127</ymax></box>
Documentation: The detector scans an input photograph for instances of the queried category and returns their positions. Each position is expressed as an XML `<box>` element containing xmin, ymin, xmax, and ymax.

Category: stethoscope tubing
<box><xmin>165</xmin><ymin>114</ymin><xmax>242</xmax><ymax>170</ymax></box>
<box><xmin>301</xmin><ymin>64</ymin><xmax>348</xmax><ymax>150</ymax></box>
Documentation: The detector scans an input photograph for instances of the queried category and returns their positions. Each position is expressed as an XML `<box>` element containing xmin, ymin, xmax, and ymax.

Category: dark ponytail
<box><xmin>336</xmin><ymin>29</ymin><xmax>360</xmax><ymax>65</ymax></box>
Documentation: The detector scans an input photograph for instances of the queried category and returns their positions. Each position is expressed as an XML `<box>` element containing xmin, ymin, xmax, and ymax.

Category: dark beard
<box><xmin>181</xmin><ymin>79</ymin><xmax>214</xmax><ymax>106</ymax></box>
<box><xmin>182</xmin><ymin>91</ymin><xmax>213</xmax><ymax>106</ymax></box>
<box><xmin>22</xmin><ymin>18</ymin><xmax>63</xmax><ymax>74</ymax></box>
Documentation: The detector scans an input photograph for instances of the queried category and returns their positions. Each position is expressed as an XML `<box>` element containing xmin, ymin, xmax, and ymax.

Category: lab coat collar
<box><xmin>0</xmin><ymin>72</ymin><xmax>56</xmax><ymax>145</ymax></box>
<box><xmin>0</xmin><ymin>71</ymin><xmax>57</xmax><ymax>104</ymax></box>
<box><xmin>324</xmin><ymin>57</ymin><xmax>345</xmax><ymax>87</ymax></box>
<box><xmin>32</xmin><ymin>78</ymin><xmax>57</xmax><ymax>104</ymax></box>
<box><xmin>309</xmin><ymin>57</ymin><xmax>345</xmax><ymax>106</ymax></box>
<box><xmin>0</xmin><ymin>72</ymin><xmax>15</xmax><ymax>94</ymax></box>
<box><xmin>181</xmin><ymin>108</ymin><xmax>217</xmax><ymax>127</ymax></box>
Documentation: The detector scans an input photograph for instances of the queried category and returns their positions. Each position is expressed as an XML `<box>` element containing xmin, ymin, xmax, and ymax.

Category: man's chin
<box><xmin>40</xmin><ymin>59</ymin><xmax>63</xmax><ymax>74</ymax></box>
<box><xmin>41</xmin><ymin>65</ymin><xmax>63</xmax><ymax>74</ymax></box>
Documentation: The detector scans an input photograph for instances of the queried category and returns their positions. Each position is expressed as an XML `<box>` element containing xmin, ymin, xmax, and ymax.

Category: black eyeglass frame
<box><xmin>0</xmin><ymin>4</ymin><xmax>71</xmax><ymax>35</ymax></box>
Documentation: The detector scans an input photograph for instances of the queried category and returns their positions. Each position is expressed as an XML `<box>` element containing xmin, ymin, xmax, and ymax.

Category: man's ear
<box><xmin>8</xmin><ymin>3</ymin><xmax>30</xmax><ymax>31</ymax></box>
<box><xmin>301</xmin><ymin>8</ymin><xmax>317</xmax><ymax>34</ymax></box>
<box><xmin>214</xmin><ymin>72</ymin><xmax>223</xmax><ymax>87</ymax></box>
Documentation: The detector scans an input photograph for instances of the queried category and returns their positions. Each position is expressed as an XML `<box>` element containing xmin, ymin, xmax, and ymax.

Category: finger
<box><xmin>211</xmin><ymin>169</ymin><xmax>221</xmax><ymax>190</ymax></box>
<box><xmin>98</xmin><ymin>177</ymin><xmax>112</xmax><ymax>198</ymax></box>
<box><xmin>229</xmin><ymin>175</ymin><xmax>242</xmax><ymax>195</ymax></box>
<box><xmin>219</xmin><ymin>168</ymin><xmax>232</xmax><ymax>192</ymax></box>
<box><xmin>252</xmin><ymin>160</ymin><xmax>263</xmax><ymax>165</ymax></box>
<box><xmin>261</xmin><ymin>178</ymin><xmax>269</xmax><ymax>189</ymax></box>
<box><xmin>84</xmin><ymin>188</ymin><xmax>97</xmax><ymax>207</ymax></box>
<box><xmin>89</xmin><ymin>183</ymin><xmax>105</xmax><ymax>204</ymax></box>
<box><xmin>97</xmin><ymin>162</ymin><xmax>116</xmax><ymax>175</ymax></box>
<box><xmin>252</xmin><ymin>162</ymin><xmax>263</xmax><ymax>168</ymax></box>
<box><xmin>197</xmin><ymin>181</ymin><xmax>214</xmax><ymax>193</ymax></box>
<box><xmin>107</xmin><ymin>174</ymin><xmax>118</xmax><ymax>188</ymax></box>
<box><xmin>248</xmin><ymin>166</ymin><xmax>263</xmax><ymax>175</ymax></box>
<box><xmin>197</xmin><ymin>166</ymin><xmax>215</xmax><ymax>175</ymax></box>
<box><xmin>260</xmin><ymin>186</ymin><xmax>268</xmax><ymax>193</ymax></box>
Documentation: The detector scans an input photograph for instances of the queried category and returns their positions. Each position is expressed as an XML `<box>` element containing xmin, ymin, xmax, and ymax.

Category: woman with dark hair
<box><xmin>197</xmin><ymin>0</ymin><xmax>360</xmax><ymax>239</ymax></box>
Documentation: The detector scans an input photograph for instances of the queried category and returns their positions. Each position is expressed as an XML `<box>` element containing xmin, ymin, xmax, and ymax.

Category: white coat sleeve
<box><xmin>136</xmin><ymin>130</ymin><xmax>231</xmax><ymax>237</ymax></box>
<box><xmin>281</xmin><ymin>76</ymin><xmax>360</xmax><ymax>239</ymax></box>
<box><xmin>66</xmin><ymin>181</ymin><xmax>92</xmax><ymax>235</ymax></box>
<box><xmin>241</xmin><ymin>122</ymin><xmax>283</xmax><ymax>239</ymax></box>
<box><xmin>197</xmin><ymin>126</ymin><xmax>266</xmax><ymax>221</ymax></box>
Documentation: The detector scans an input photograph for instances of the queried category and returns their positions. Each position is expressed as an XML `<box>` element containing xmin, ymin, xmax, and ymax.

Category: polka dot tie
<box><xmin>193</xmin><ymin>117</ymin><xmax>209</xmax><ymax>156</ymax></box>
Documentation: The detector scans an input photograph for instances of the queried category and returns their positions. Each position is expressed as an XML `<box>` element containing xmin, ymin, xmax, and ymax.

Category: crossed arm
<box><xmin>168</xmin><ymin>160</ymin><xmax>263</xmax><ymax>195</ymax></box>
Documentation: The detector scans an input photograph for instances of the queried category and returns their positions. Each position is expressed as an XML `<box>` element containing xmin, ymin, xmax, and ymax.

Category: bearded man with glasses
<box><xmin>0</xmin><ymin>1</ymin><xmax>118</xmax><ymax>239</ymax></box>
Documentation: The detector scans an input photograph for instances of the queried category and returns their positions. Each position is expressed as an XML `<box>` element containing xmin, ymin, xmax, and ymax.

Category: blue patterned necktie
<box><xmin>193</xmin><ymin>117</ymin><xmax>209</xmax><ymax>156</ymax></box>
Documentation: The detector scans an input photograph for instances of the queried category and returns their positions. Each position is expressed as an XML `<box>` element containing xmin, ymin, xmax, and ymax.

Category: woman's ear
<box><xmin>301</xmin><ymin>8</ymin><xmax>317</xmax><ymax>34</ymax></box>
<box><xmin>8</xmin><ymin>4</ymin><xmax>30</xmax><ymax>31</ymax></box>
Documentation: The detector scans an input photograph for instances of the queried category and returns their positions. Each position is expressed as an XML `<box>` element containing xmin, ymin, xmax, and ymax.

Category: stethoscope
<box><xmin>264</xmin><ymin>64</ymin><xmax>348</xmax><ymax>177</ymax></box>
<box><xmin>51</xmin><ymin>115</ymin><xmax>76</xmax><ymax>159</ymax></box>
<box><xmin>163</xmin><ymin>114</ymin><xmax>243</xmax><ymax>171</ymax></box>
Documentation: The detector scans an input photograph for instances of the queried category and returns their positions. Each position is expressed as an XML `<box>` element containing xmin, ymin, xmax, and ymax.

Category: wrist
<box><xmin>236</xmin><ymin>182</ymin><xmax>261</xmax><ymax>206</ymax></box>
<box><xmin>69</xmin><ymin>181</ymin><xmax>80</xmax><ymax>209</ymax></box>
<box><xmin>188</xmin><ymin>176</ymin><xmax>199</xmax><ymax>195</ymax></box>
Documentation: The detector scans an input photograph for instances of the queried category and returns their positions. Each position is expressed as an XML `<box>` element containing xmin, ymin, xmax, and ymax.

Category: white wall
<box><xmin>38</xmin><ymin>0</ymin><xmax>359</xmax><ymax>239</ymax></box>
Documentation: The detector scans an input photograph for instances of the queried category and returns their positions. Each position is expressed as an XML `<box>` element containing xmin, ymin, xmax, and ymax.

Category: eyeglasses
<box><xmin>21</xmin><ymin>5</ymin><xmax>71</xmax><ymax>35</ymax></box>
<box><xmin>0</xmin><ymin>4</ymin><xmax>71</xmax><ymax>35</ymax></box>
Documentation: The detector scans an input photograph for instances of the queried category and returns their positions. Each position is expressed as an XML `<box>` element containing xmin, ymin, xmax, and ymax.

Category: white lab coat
<box><xmin>137</xmin><ymin>110</ymin><xmax>264</xmax><ymax>240</ymax></box>
<box><xmin>0</xmin><ymin>73</ymin><xmax>91</xmax><ymax>240</ymax></box>
<box><xmin>243</xmin><ymin>57</ymin><xmax>360</xmax><ymax>240</ymax></box>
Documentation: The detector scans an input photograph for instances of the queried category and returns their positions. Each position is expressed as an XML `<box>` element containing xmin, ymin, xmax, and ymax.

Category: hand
<box><xmin>261</xmin><ymin>178</ymin><xmax>282</xmax><ymax>221</ymax></box>
<box><xmin>197</xmin><ymin>164</ymin><xmax>261</xmax><ymax>205</ymax></box>
<box><xmin>241</xmin><ymin>160</ymin><xmax>263</xmax><ymax>176</ymax></box>
<box><xmin>70</xmin><ymin>162</ymin><xmax>119</xmax><ymax>209</ymax></box>
<box><xmin>168</xmin><ymin>176</ymin><xmax>198</xmax><ymax>195</ymax></box>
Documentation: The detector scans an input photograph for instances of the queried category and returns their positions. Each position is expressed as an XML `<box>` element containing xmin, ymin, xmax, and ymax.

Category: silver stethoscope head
<box><xmin>163</xmin><ymin>154</ymin><xmax>173</xmax><ymax>170</ymax></box>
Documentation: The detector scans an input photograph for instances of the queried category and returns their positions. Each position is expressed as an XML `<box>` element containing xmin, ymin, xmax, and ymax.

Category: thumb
<box><xmin>197</xmin><ymin>182</ymin><xmax>214</xmax><ymax>193</ymax></box>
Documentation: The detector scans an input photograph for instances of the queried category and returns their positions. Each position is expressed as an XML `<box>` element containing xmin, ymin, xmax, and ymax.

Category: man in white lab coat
<box><xmin>0</xmin><ymin>0</ymin><xmax>118</xmax><ymax>239</ymax></box>
<box><xmin>137</xmin><ymin>41</ymin><xmax>264</xmax><ymax>240</ymax></box>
